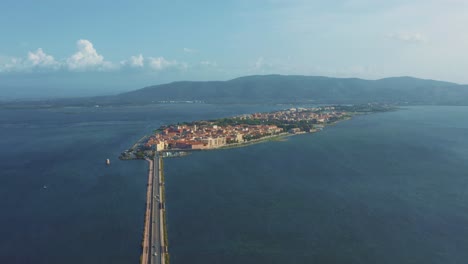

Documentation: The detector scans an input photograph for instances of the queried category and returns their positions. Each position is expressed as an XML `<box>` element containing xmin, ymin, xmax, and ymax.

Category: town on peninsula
<box><xmin>121</xmin><ymin>103</ymin><xmax>394</xmax><ymax>264</ymax></box>
<box><xmin>121</xmin><ymin>104</ymin><xmax>393</xmax><ymax>159</ymax></box>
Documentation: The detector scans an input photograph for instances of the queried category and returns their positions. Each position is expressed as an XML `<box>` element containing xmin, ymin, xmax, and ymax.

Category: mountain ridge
<box><xmin>115</xmin><ymin>75</ymin><xmax>466</xmax><ymax>105</ymax></box>
<box><xmin>2</xmin><ymin>75</ymin><xmax>468</xmax><ymax>107</ymax></box>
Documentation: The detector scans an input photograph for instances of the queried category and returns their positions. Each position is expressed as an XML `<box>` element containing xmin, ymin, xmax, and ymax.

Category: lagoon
<box><xmin>165</xmin><ymin>106</ymin><xmax>468</xmax><ymax>264</ymax></box>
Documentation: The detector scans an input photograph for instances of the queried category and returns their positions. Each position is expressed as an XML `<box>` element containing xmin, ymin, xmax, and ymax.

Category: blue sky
<box><xmin>1</xmin><ymin>0</ymin><xmax>468</xmax><ymax>99</ymax></box>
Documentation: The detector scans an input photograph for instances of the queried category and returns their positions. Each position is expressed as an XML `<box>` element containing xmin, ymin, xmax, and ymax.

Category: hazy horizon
<box><xmin>4</xmin><ymin>2</ymin><xmax>468</xmax><ymax>264</ymax></box>
<box><xmin>2</xmin><ymin>0</ymin><xmax>468</xmax><ymax>99</ymax></box>
<box><xmin>1</xmin><ymin>73</ymin><xmax>466</xmax><ymax>101</ymax></box>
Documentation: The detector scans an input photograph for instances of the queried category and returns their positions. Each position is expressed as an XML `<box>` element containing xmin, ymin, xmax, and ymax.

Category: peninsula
<box><xmin>122</xmin><ymin>103</ymin><xmax>394</xmax><ymax>264</ymax></box>
<box><xmin>121</xmin><ymin>104</ymin><xmax>393</xmax><ymax>159</ymax></box>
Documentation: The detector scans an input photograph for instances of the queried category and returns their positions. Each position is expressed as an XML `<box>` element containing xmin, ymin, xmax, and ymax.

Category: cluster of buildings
<box><xmin>242</xmin><ymin>107</ymin><xmax>342</xmax><ymax>124</ymax></box>
<box><xmin>144</xmin><ymin>107</ymin><xmax>347</xmax><ymax>151</ymax></box>
<box><xmin>145</xmin><ymin>123</ymin><xmax>283</xmax><ymax>151</ymax></box>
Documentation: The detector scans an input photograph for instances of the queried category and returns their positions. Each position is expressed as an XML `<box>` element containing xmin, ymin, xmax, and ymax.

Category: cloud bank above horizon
<box><xmin>1</xmin><ymin>0</ymin><xmax>468</xmax><ymax>99</ymax></box>
<box><xmin>0</xmin><ymin>39</ymin><xmax>194</xmax><ymax>73</ymax></box>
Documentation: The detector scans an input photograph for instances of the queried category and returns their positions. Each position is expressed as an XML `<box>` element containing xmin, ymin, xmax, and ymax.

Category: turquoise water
<box><xmin>165</xmin><ymin>106</ymin><xmax>468</xmax><ymax>264</ymax></box>
<box><xmin>0</xmin><ymin>104</ymin><xmax>282</xmax><ymax>263</ymax></box>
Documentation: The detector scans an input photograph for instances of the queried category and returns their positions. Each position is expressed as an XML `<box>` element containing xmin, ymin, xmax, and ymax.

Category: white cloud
<box><xmin>254</xmin><ymin>57</ymin><xmax>265</xmax><ymax>70</ymax></box>
<box><xmin>252</xmin><ymin>57</ymin><xmax>277</xmax><ymax>72</ymax></box>
<box><xmin>0</xmin><ymin>39</ymin><xmax>190</xmax><ymax>74</ymax></box>
<box><xmin>0</xmin><ymin>49</ymin><xmax>60</xmax><ymax>72</ymax></box>
<box><xmin>183</xmin><ymin>48</ymin><xmax>197</xmax><ymax>53</ymax></box>
<box><xmin>148</xmin><ymin>57</ymin><xmax>187</xmax><ymax>71</ymax></box>
<box><xmin>200</xmin><ymin>60</ymin><xmax>217</xmax><ymax>67</ymax></box>
<box><xmin>129</xmin><ymin>54</ymin><xmax>144</xmax><ymax>67</ymax></box>
<box><xmin>388</xmin><ymin>32</ymin><xmax>427</xmax><ymax>43</ymax></box>
<box><xmin>66</xmin><ymin>39</ymin><xmax>115</xmax><ymax>71</ymax></box>
<box><xmin>0</xmin><ymin>56</ymin><xmax>24</xmax><ymax>72</ymax></box>
<box><xmin>28</xmin><ymin>48</ymin><xmax>59</xmax><ymax>69</ymax></box>
<box><xmin>121</xmin><ymin>54</ymin><xmax>144</xmax><ymax>68</ymax></box>
<box><xmin>249</xmin><ymin>56</ymin><xmax>299</xmax><ymax>75</ymax></box>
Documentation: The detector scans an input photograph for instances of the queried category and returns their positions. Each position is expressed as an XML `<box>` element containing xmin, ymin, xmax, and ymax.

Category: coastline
<box><xmin>125</xmin><ymin>105</ymin><xmax>394</xmax><ymax>263</ymax></box>
<box><xmin>217</xmin><ymin>132</ymin><xmax>297</xmax><ymax>150</ymax></box>
<box><xmin>122</xmin><ymin>114</ymin><xmax>359</xmax><ymax>161</ymax></box>
<box><xmin>170</xmin><ymin>115</ymin><xmax>354</xmax><ymax>152</ymax></box>
<box><xmin>159</xmin><ymin>157</ymin><xmax>169</xmax><ymax>263</ymax></box>
<box><xmin>121</xmin><ymin>105</ymin><xmax>398</xmax><ymax>160</ymax></box>
<box><xmin>140</xmin><ymin>158</ymin><xmax>153</xmax><ymax>264</ymax></box>
<box><xmin>233</xmin><ymin>115</ymin><xmax>356</xmax><ymax>148</ymax></box>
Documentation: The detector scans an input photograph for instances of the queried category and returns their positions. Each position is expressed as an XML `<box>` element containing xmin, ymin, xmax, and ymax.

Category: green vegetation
<box><xmin>160</xmin><ymin>158</ymin><xmax>166</xmax><ymax>203</ymax></box>
<box><xmin>266</xmin><ymin>135</ymin><xmax>290</xmax><ymax>142</ymax></box>
<box><xmin>113</xmin><ymin>75</ymin><xmax>468</xmax><ymax>105</ymax></box>
<box><xmin>213</xmin><ymin>118</ymin><xmax>265</xmax><ymax>126</ymax></box>
<box><xmin>5</xmin><ymin>75</ymin><xmax>468</xmax><ymax>108</ymax></box>
<box><xmin>160</xmin><ymin>158</ymin><xmax>165</xmax><ymax>183</ymax></box>
<box><xmin>212</xmin><ymin>118</ymin><xmax>314</xmax><ymax>135</ymax></box>
<box><xmin>163</xmin><ymin>210</ymin><xmax>169</xmax><ymax>248</ymax></box>
<box><xmin>135</xmin><ymin>151</ymin><xmax>145</xmax><ymax>159</ymax></box>
<box><xmin>333</xmin><ymin>104</ymin><xmax>397</xmax><ymax>113</ymax></box>
<box><xmin>160</xmin><ymin>157</ymin><xmax>170</xmax><ymax>264</ymax></box>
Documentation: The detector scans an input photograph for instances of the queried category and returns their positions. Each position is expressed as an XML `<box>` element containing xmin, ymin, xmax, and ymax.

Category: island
<box><xmin>120</xmin><ymin>104</ymin><xmax>394</xmax><ymax>160</ymax></box>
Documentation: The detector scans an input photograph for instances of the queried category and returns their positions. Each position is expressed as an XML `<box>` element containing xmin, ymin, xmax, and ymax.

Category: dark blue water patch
<box><xmin>0</xmin><ymin>103</ymin><xmax>285</xmax><ymax>263</ymax></box>
<box><xmin>0</xmin><ymin>117</ymin><xmax>149</xmax><ymax>263</ymax></box>
<box><xmin>165</xmin><ymin>106</ymin><xmax>468</xmax><ymax>264</ymax></box>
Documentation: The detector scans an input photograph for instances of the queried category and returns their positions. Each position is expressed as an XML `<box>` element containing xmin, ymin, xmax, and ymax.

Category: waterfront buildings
<box><xmin>144</xmin><ymin>107</ymin><xmax>347</xmax><ymax>151</ymax></box>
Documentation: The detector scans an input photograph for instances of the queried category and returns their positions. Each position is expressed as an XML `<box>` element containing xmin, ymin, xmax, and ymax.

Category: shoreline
<box><xmin>162</xmin><ymin>115</ymin><xmax>353</xmax><ymax>153</ymax></box>
<box><xmin>122</xmin><ymin>115</ymin><xmax>356</xmax><ymax>160</ymax></box>
<box><xmin>140</xmin><ymin>158</ymin><xmax>153</xmax><ymax>264</ymax></box>
<box><xmin>126</xmin><ymin>106</ymin><xmax>394</xmax><ymax>263</ymax></box>
<box><xmin>121</xmin><ymin>105</ymin><xmax>398</xmax><ymax>160</ymax></box>
<box><xmin>136</xmin><ymin>114</ymin><xmax>354</xmax><ymax>262</ymax></box>
<box><xmin>217</xmin><ymin>132</ymin><xmax>299</xmax><ymax>150</ymax></box>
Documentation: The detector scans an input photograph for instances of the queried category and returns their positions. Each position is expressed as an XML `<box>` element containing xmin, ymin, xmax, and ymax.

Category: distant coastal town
<box><xmin>120</xmin><ymin>104</ymin><xmax>393</xmax><ymax>159</ymax></box>
<box><xmin>120</xmin><ymin>103</ymin><xmax>394</xmax><ymax>264</ymax></box>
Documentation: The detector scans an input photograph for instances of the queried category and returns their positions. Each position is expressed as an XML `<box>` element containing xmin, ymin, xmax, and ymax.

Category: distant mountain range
<box><xmin>4</xmin><ymin>75</ymin><xmax>468</xmax><ymax>107</ymax></box>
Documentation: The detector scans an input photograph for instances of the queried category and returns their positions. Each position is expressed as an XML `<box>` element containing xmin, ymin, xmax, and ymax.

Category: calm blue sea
<box><xmin>165</xmin><ymin>106</ymin><xmax>468</xmax><ymax>264</ymax></box>
<box><xmin>0</xmin><ymin>104</ymin><xmax>282</xmax><ymax>264</ymax></box>
<box><xmin>1</xmin><ymin>105</ymin><xmax>468</xmax><ymax>264</ymax></box>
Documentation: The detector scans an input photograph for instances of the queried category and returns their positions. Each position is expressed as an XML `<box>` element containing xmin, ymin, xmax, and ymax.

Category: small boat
<box><xmin>106</xmin><ymin>159</ymin><xmax>111</xmax><ymax>165</ymax></box>
<box><xmin>43</xmin><ymin>185</ymin><xmax>48</xmax><ymax>189</ymax></box>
